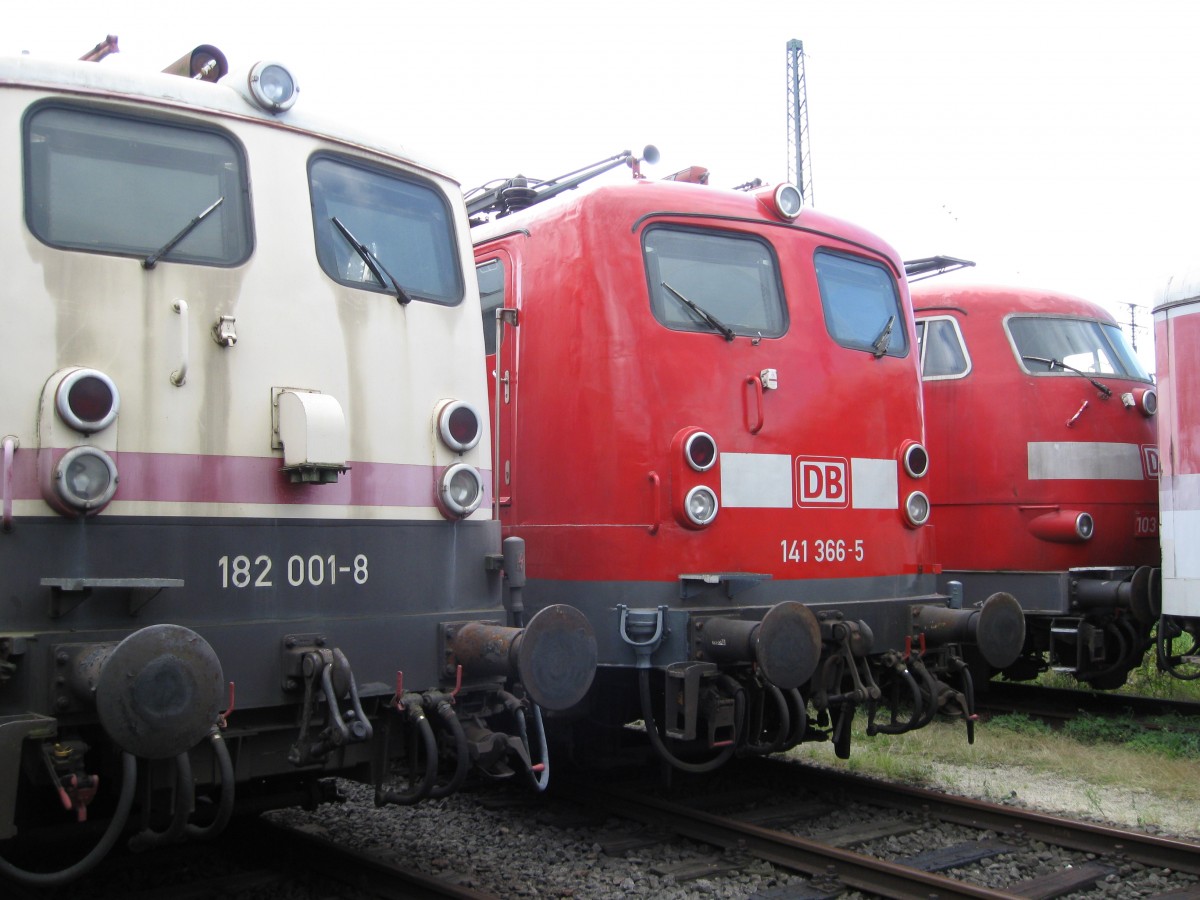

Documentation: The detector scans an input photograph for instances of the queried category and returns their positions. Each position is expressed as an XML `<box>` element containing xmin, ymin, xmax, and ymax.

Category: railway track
<box><xmin>1</xmin><ymin>816</ymin><xmax>502</xmax><ymax>900</ymax></box>
<box><xmin>977</xmin><ymin>679</ymin><xmax>1200</xmax><ymax>725</ymax></box>
<box><xmin>8</xmin><ymin>752</ymin><xmax>1193</xmax><ymax>898</ymax></box>
<box><xmin>554</xmin><ymin>757</ymin><xmax>1200</xmax><ymax>898</ymax></box>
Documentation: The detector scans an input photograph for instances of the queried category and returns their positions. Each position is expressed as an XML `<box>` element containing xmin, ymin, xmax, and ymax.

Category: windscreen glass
<box><xmin>917</xmin><ymin>316</ymin><xmax>970</xmax><ymax>378</ymax></box>
<box><xmin>815</xmin><ymin>250</ymin><xmax>908</xmax><ymax>357</ymax></box>
<box><xmin>643</xmin><ymin>226</ymin><xmax>787</xmax><ymax>338</ymax></box>
<box><xmin>310</xmin><ymin>155</ymin><xmax>463</xmax><ymax>305</ymax></box>
<box><xmin>24</xmin><ymin>105</ymin><xmax>250</xmax><ymax>265</ymax></box>
<box><xmin>1008</xmin><ymin>316</ymin><xmax>1151</xmax><ymax>381</ymax></box>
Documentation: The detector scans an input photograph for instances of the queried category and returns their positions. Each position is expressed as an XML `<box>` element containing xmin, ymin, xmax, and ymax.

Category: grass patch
<box><xmin>987</xmin><ymin>713</ymin><xmax>1053</xmax><ymax>737</ymax></box>
<box><xmin>795</xmin><ymin>710</ymin><xmax>1200</xmax><ymax>810</ymax></box>
<box><xmin>1057</xmin><ymin>712</ymin><xmax>1200</xmax><ymax>759</ymax></box>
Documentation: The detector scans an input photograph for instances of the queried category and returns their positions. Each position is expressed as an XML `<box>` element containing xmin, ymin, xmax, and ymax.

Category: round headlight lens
<box><xmin>904</xmin><ymin>490</ymin><xmax>930</xmax><ymax>527</ymax></box>
<box><xmin>1140</xmin><ymin>389</ymin><xmax>1158</xmax><ymax>417</ymax></box>
<box><xmin>55</xmin><ymin>446</ymin><xmax>118</xmax><ymax>511</ymax></box>
<box><xmin>903</xmin><ymin>442</ymin><xmax>930</xmax><ymax>479</ymax></box>
<box><xmin>1075</xmin><ymin>512</ymin><xmax>1095</xmax><ymax>540</ymax></box>
<box><xmin>248</xmin><ymin>61</ymin><xmax>299</xmax><ymax>112</ymax></box>
<box><xmin>684</xmin><ymin>485</ymin><xmax>719</xmax><ymax>526</ymax></box>
<box><xmin>56</xmin><ymin>369</ymin><xmax>119</xmax><ymax>434</ymax></box>
<box><xmin>774</xmin><ymin>183</ymin><xmax>803</xmax><ymax>219</ymax></box>
<box><xmin>684</xmin><ymin>432</ymin><xmax>717</xmax><ymax>472</ymax></box>
<box><xmin>438</xmin><ymin>400</ymin><xmax>483</xmax><ymax>452</ymax></box>
<box><xmin>440</xmin><ymin>463</ymin><xmax>483</xmax><ymax>517</ymax></box>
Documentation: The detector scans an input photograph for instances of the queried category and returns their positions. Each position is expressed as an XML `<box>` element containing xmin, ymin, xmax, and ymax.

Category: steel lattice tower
<box><xmin>786</xmin><ymin>39</ymin><xmax>814</xmax><ymax>207</ymax></box>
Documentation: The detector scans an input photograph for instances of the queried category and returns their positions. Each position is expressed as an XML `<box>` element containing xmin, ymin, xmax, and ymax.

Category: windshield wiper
<box><xmin>661</xmin><ymin>282</ymin><xmax>735</xmax><ymax>342</ymax></box>
<box><xmin>871</xmin><ymin>315</ymin><xmax>895</xmax><ymax>358</ymax></box>
<box><xmin>142</xmin><ymin>197</ymin><xmax>224</xmax><ymax>269</ymax></box>
<box><xmin>1022</xmin><ymin>355</ymin><xmax>1113</xmax><ymax>398</ymax></box>
<box><xmin>331</xmin><ymin>216</ymin><xmax>412</xmax><ymax>305</ymax></box>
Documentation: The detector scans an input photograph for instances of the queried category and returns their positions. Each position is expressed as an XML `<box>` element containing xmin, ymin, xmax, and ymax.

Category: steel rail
<box><xmin>977</xmin><ymin>680</ymin><xmax>1200</xmax><ymax>724</ymax></box>
<box><xmin>559</xmin><ymin>782</ymin><xmax>1016</xmax><ymax>900</ymax></box>
<box><xmin>765</xmin><ymin>758</ymin><xmax>1200</xmax><ymax>876</ymax></box>
<box><xmin>246</xmin><ymin>818</ymin><xmax>502</xmax><ymax>900</ymax></box>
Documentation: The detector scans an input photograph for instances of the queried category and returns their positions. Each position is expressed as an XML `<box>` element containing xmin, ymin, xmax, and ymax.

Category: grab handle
<box><xmin>744</xmin><ymin>375</ymin><xmax>764</xmax><ymax>434</ymax></box>
<box><xmin>2</xmin><ymin>436</ymin><xmax>17</xmax><ymax>532</ymax></box>
<box><xmin>171</xmin><ymin>300</ymin><xmax>189</xmax><ymax>386</ymax></box>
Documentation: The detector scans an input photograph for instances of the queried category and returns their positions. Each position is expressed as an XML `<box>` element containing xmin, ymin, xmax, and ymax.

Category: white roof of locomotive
<box><xmin>1154</xmin><ymin>266</ymin><xmax>1200</xmax><ymax>314</ymax></box>
<box><xmin>0</xmin><ymin>53</ymin><xmax>455</xmax><ymax>186</ymax></box>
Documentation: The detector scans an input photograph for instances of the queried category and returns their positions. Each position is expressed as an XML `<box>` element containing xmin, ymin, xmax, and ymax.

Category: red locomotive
<box><xmin>1153</xmin><ymin>271</ymin><xmax>1200</xmax><ymax>678</ymax></box>
<box><xmin>912</xmin><ymin>284</ymin><xmax>1159</xmax><ymax>688</ymax></box>
<box><xmin>467</xmin><ymin>154</ymin><xmax>1024</xmax><ymax>768</ymax></box>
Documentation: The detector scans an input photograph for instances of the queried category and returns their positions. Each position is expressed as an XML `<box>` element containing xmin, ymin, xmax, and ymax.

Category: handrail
<box><xmin>171</xmin><ymin>299</ymin><xmax>188</xmax><ymax>386</ymax></box>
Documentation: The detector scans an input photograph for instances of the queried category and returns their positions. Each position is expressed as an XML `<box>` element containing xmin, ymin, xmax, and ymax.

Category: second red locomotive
<box><xmin>913</xmin><ymin>284</ymin><xmax>1159</xmax><ymax>688</ymax></box>
<box><xmin>468</xmin><ymin>156</ymin><xmax>1025</xmax><ymax>768</ymax></box>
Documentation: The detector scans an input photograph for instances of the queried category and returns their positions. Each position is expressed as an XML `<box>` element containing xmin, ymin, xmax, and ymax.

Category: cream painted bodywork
<box><xmin>1</xmin><ymin>56</ymin><xmax>491</xmax><ymax>521</ymax></box>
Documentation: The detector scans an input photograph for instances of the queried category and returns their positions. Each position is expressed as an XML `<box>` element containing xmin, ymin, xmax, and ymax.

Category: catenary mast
<box><xmin>786</xmin><ymin>39</ymin><xmax>814</xmax><ymax>206</ymax></box>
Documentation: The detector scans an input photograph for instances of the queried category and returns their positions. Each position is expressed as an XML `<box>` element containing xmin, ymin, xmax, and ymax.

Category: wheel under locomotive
<box><xmin>0</xmin><ymin>45</ymin><xmax>596</xmax><ymax>884</ymax></box>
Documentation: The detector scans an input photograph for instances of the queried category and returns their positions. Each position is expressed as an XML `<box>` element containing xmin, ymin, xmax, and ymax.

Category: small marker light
<box><xmin>904</xmin><ymin>491</ymin><xmax>930</xmax><ymax>527</ymax></box>
<box><xmin>684</xmin><ymin>432</ymin><xmax>717</xmax><ymax>472</ymax></box>
<box><xmin>54</xmin><ymin>446</ymin><xmax>118</xmax><ymax>512</ymax></box>
<box><xmin>1075</xmin><ymin>512</ymin><xmax>1095</xmax><ymax>540</ymax></box>
<box><xmin>56</xmin><ymin>369</ymin><xmax>119</xmax><ymax>434</ymax></box>
<box><xmin>1138</xmin><ymin>389</ymin><xmax>1157</xmax><ymax>417</ymax></box>
<box><xmin>903</xmin><ymin>442</ymin><xmax>930</xmax><ymax>479</ymax></box>
<box><xmin>439</xmin><ymin>463</ymin><xmax>484</xmax><ymax>518</ymax></box>
<box><xmin>438</xmin><ymin>401</ymin><xmax>483</xmax><ymax>452</ymax></box>
<box><xmin>684</xmin><ymin>486</ymin><xmax>719</xmax><ymax>526</ymax></box>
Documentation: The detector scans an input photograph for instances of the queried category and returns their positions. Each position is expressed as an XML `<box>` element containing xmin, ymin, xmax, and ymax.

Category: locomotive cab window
<box><xmin>477</xmin><ymin>258</ymin><xmax>506</xmax><ymax>355</ymax></box>
<box><xmin>1007</xmin><ymin>315</ymin><xmax>1151</xmax><ymax>382</ymax></box>
<box><xmin>23</xmin><ymin>105</ymin><xmax>251</xmax><ymax>265</ymax></box>
<box><xmin>815</xmin><ymin>250</ymin><xmax>908</xmax><ymax>357</ymax></box>
<box><xmin>916</xmin><ymin>316</ymin><xmax>971</xmax><ymax>379</ymax></box>
<box><xmin>310</xmin><ymin>155</ymin><xmax>463</xmax><ymax>305</ymax></box>
<box><xmin>643</xmin><ymin>226</ymin><xmax>786</xmax><ymax>339</ymax></box>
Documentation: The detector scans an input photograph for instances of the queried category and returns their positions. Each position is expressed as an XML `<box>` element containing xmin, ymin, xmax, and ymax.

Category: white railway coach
<box><xmin>1152</xmin><ymin>269</ymin><xmax>1200</xmax><ymax>678</ymax></box>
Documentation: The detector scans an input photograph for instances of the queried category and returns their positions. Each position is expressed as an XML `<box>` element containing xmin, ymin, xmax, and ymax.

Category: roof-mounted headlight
<box><xmin>772</xmin><ymin>183</ymin><xmax>803</xmax><ymax>219</ymax></box>
<box><xmin>247</xmin><ymin>61</ymin><xmax>299</xmax><ymax>113</ymax></box>
<box><xmin>757</xmin><ymin>182</ymin><xmax>803</xmax><ymax>221</ymax></box>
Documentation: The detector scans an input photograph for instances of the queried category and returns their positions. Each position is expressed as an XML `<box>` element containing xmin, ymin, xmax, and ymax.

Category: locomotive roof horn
<box><xmin>161</xmin><ymin>45</ymin><xmax>229</xmax><ymax>83</ymax></box>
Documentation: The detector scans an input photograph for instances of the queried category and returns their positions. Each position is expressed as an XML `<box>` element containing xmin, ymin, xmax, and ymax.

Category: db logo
<box><xmin>1142</xmin><ymin>445</ymin><xmax>1160</xmax><ymax>480</ymax></box>
<box><xmin>797</xmin><ymin>457</ymin><xmax>849</xmax><ymax>508</ymax></box>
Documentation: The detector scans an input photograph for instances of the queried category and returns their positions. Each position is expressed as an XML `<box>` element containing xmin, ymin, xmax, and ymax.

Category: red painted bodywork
<box><xmin>913</xmin><ymin>284</ymin><xmax>1159</xmax><ymax>574</ymax></box>
<box><xmin>1156</xmin><ymin>304</ymin><xmax>1200</xmax><ymax>479</ymax></box>
<box><xmin>474</xmin><ymin>180</ymin><xmax>935</xmax><ymax>592</ymax></box>
<box><xmin>1154</xmin><ymin>290</ymin><xmax>1200</xmax><ymax>618</ymax></box>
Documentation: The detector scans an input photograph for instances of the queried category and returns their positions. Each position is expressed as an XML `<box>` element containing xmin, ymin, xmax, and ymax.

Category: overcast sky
<box><xmin>9</xmin><ymin>1</ymin><xmax>1197</xmax><ymax>361</ymax></box>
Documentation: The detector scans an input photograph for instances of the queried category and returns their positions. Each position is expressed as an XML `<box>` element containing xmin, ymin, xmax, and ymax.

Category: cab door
<box><xmin>475</xmin><ymin>248</ymin><xmax>518</xmax><ymax>521</ymax></box>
